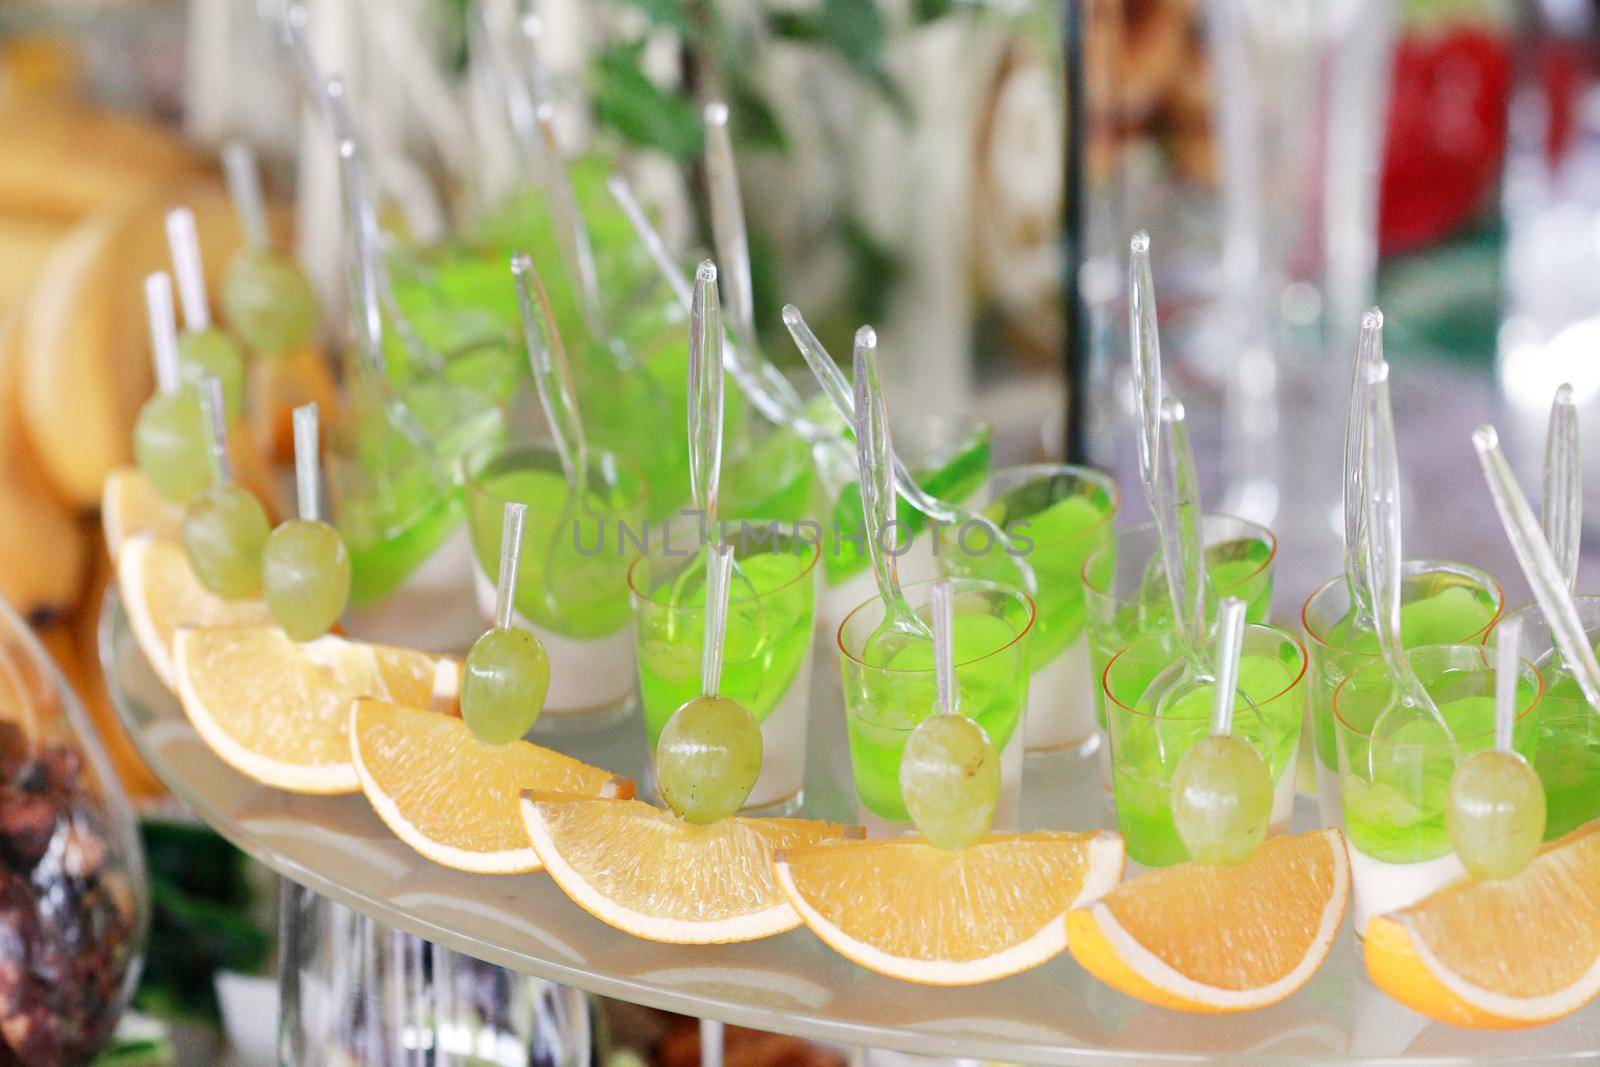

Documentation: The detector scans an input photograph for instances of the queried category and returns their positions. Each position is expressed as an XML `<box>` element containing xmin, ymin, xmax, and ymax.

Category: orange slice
<box><xmin>774</xmin><ymin>831</ymin><xmax>1125</xmax><ymax>985</ymax></box>
<box><xmin>1365</xmin><ymin>821</ymin><xmax>1600</xmax><ymax>1029</ymax></box>
<box><xmin>520</xmin><ymin>794</ymin><xmax>862</xmax><ymax>944</ymax></box>
<box><xmin>101</xmin><ymin>466</ymin><xmax>183</xmax><ymax>559</ymax></box>
<box><xmin>1066</xmin><ymin>829</ymin><xmax>1348</xmax><ymax>1013</ymax></box>
<box><xmin>118</xmin><ymin>532</ymin><xmax>270</xmax><ymax>689</ymax></box>
<box><xmin>350</xmin><ymin>699</ymin><xmax>633</xmax><ymax>874</ymax></box>
<box><xmin>172</xmin><ymin>625</ymin><xmax>458</xmax><ymax>794</ymax></box>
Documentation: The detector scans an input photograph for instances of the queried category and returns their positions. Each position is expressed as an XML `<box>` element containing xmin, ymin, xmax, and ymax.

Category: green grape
<box><xmin>262</xmin><ymin>519</ymin><xmax>351</xmax><ymax>641</ymax></box>
<box><xmin>177</xmin><ymin>329</ymin><xmax>246</xmax><ymax>420</ymax></box>
<box><xmin>461</xmin><ymin>626</ymin><xmax>550</xmax><ymax>744</ymax></box>
<box><xmin>182</xmin><ymin>483</ymin><xmax>270</xmax><ymax>598</ymax></box>
<box><xmin>223</xmin><ymin>247</ymin><xmax>318</xmax><ymax>355</ymax></box>
<box><xmin>654</xmin><ymin>695</ymin><xmax>762</xmax><ymax>824</ymax></box>
<box><xmin>1447</xmin><ymin>749</ymin><xmax>1546</xmax><ymax>881</ymax></box>
<box><xmin>1170</xmin><ymin>735</ymin><xmax>1273</xmax><ymax>865</ymax></box>
<box><xmin>133</xmin><ymin>390</ymin><xmax>212</xmax><ymax>503</ymax></box>
<box><xmin>899</xmin><ymin>712</ymin><xmax>1000</xmax><ymax>851</ymax></box>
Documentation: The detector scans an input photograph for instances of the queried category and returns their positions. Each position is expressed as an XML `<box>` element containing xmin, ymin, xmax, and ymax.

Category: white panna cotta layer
<box><xmin>1024</xmin><ymin>633</ymin><xmax>1097</xmax><ymax>752</ymax></box>
<box><xmin>472</xmin><ymin>566</ymin><xmax>635</xmax><ymax>715</ymax></box>
<box><xmin>745</xmin><ymin>643</ymin><xmax>813</xmax><ymax>812</ymax></box>
<box><xmin>1349</xmin><ymin>847</ymin><xmax>1465</xmax><ymax>936</ymax></box>
<box><xmin>342</xmin><ymin>524</ymin><xmax>485</xmax><ymax>655</ymax></box>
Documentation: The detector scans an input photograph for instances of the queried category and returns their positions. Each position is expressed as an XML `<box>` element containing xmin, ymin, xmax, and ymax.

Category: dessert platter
<box><xmin>85</xmin><ymin>4</ymin><xmax>1600</xmax><ymax>1063</ymax></box>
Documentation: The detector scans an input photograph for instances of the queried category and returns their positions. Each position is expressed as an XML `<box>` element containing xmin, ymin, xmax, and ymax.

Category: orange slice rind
<box><xmin>350</xmin><ymin>699</ymin><xmax>632</xmax><ymax>874</ymax></box>
<box><xmin>520</xmin><ymin>794</ymin><xmax>861</xmax><ymax>945</ymax></box>
<box><xmin>1365</xmin><ymin>821</ymin><xmax>1600</xmax><ymax>1029</ymax></box>
<box><xmin>774</xmin><ymin>831</ymin><xmax>1125</xmax><ymax>986</ymax></box>
<box><xmin>172</xmin><ymin>625</ymin><xmax>458</xmax><ymax>795</ymax></box>
<box><xmin>1066</xmin><ymin>829</ymin><xmax>1348</xmax><ymax>1013</ymax></box>
<box><xmin>118</xmin><ymin>533</ymin><xmax>270</xmax><ymax>689</ymax></box>
<box><xmin>102</xmin><ymin>466</ymin><xmax>184</xmax><ymax>559</ymax></box>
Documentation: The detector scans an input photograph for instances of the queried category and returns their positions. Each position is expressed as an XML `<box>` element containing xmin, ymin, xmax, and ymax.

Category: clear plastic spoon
<box><xmin>1474</xmin><ymin>425</ymin><xmax>1600</xmax><ymax>711</ymax></box>
<box><xmin>607</xmin><ymin>173</ymin><xmax>823</xmax><ymax>438</ymax></box>
<box><xmin>1129</xmin><ymin>231</ymin><xmax>1163</xmax><ymax>509</ymax></box>
<box><xmin>1140</xmin><ymin>398</ymin><xmax>1230</xmax><ymax>717</ymax></box>
<box><xmin>1543</xmin><ymin>383</ymin><xmax>1581</xmax><ymax>593</ymax></box>
<box><xmin>1364</xmin><ymin>358</ymin><xmax>1455</xmax><ymax>760</ymax></box>
<box><xmin>511</xmin><ymin>252</ymin><xmax>592</xmax><ymax>622</ymax></box>
<box><xmin>703</xmin><ymin>102</ymin><xmax>811</xmax><ymax>420</ymax></box>
<box><xmin>854</xmin><ymin>326</ymin><xmax>935</xmax><ymax>661</ymax></box>
<box><xmin>1342</xmin><ymin>308</ymin><xmax>1383</xmax><ymax>627</ymax></box>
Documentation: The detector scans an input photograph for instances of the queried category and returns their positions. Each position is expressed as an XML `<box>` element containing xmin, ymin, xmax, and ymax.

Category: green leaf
<box><xmin>728</xmin><ymin>77</ymin><xmax>787</xmax><ymax>152</ymax></box>
<box><xmin>839</xmin><ymin>214</ymin><xmax>903</xmax><ymax>326</ymax></box>
<box><xmin>591</xmin><ymin>42</ymin><xmax>702</xmax><ymax>160</ymax></box>
<box><xmin>912</xmin><ymin>0</ymin><xmax>956</xmax><ymax>21</ymax></box>
<box><xmin>763</xmin><ymin>0</ymin><xmax>911</xmax><ymax>119</ymax></box>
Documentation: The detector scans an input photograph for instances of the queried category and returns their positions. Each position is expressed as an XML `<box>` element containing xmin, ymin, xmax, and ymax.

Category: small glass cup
<box><xmin>1488</xmin><ymin>597</ymin><xmax>1600</xmax><ymax>842</ymax></box>
<box><xmin>1082</xmin><ymin>514</ymin><xmax>1278</xmax><ymax>787</ymax></box>
<box><xmin>629</xmin><ymin>520</ymin><xmax>820</xmax><ymax>813</ymax></box>
<box><xmin>1334</xmin><ymin>644</ymin><xmax>1542</xmax><ymax>935</ymax></box>
<box><xmin>464</xmin><ymin>442</ymin><xmax>647</xmax><ymax>725</ymax></box>
<box><xmin>934</xmin><ymin>464</ymin><xmax>1119</xmax><ymax>754</ymax></box>
<box><xmin>1302</xmin><ymin>561</ymin><xmax>1503</xmax><ymax>828</ymax></box>
<box><xmin>838</xmin><ymin>578</ymin><xmax>1034</xmax><ymax>837</ymax></box>
<box><xmin>1103</xmin><ymin>623</ymin><xmax>1306</xmax><ymax>868</ymax></box>
<box><xmin>815</xmin><ymin>414</ymin><xmax>992</xmax><ymax>639</ymax></box>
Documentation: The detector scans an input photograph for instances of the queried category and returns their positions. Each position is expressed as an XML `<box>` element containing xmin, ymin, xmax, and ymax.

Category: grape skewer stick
<box><xmin>493</xmin><ymin>503</ymin><xmax>527</xmax><ymax>633</ymax></box>
<box><xmin>1446</xmin><ymin>614</ymin><xmax>1546</xmax><ymax>880</ymax></box>
<box><xmin>898</xmin><ymin>578</ymin><xmax>1002</xmax><ymax>851</ymax></box>
<box><xmin>293</xmin><ymin>404</ymin><xmax>321</xmax><ymax>523</ymax></box>
<box><xmin>222</xmin><ymin>141</ymin><xmax>270</xmax><ymax>249</ymax></box>
<box><xmin>1364</xmin><ymin>358</ymin><xmax>1455</xmax><ymax>761</ymax></box>
<box><xmin>853</xmin><ymin>326</ymin><xmax>934</xmax><ymax>655</ymax></box>
<box><xmin>201</xmin><ymin>376</ymin><xmax>230</xmax><ymax>485</ymax></box>
<box><xmin>1342</xmin><ymin>309</ymin><xmax>1383</xmax><ymax>628</ymax></box>
<box><xmin>1168</xmin><ymin>595</ymin><xmax>1272</xmax><ymax>866</ymax></box>
<box><xmin>460</xmin><ymin>499</ymin><xmax>551</xmax><ymax>744</ymax></box>
<box><xmin>783</xmin><ymin>305</ymin><xmax>1029</xmax><ymax>590</ymax></box>
<box><xmin>1474</xmin><ymin>426</ymin><xmax>1600</xmax><ymax>712</ymax></box>
<box><xmin>146</xmin><ymin>273</ymin><xmax>181</xmax><ymax>397</ymax></box>
<box><xmin>607</xmin><ymin>174</ymin><xmax>819</xmax><ymax>438</ymax></box>
<box><xmin>166</xmin><ymin>207</ymin><xmax>213</xmax><ymax>333</ymax></box>
<box><xmin>1544</xmin><ymin>383</ymin><xmax>1581</xmax><ymax>593</ymax></box>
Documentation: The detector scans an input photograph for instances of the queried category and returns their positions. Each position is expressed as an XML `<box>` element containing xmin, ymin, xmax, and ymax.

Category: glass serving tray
<box><xmin>100</xmin><ymin>594</ymin><xmax>1600</xmax><ymax>1064</ymax></box>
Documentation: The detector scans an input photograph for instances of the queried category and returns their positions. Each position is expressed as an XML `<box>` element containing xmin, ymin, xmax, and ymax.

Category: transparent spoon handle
<box><xmin>165</xmin><ymin>207</ymin><xmax>211</xmax><ymax>332</ymax></box>
<box><xmin>292</xmin><ymin>403</ymin><xmax>321</xmax><ymax>523</ymax></box>
<box><xmin>701</xmin><ymin>542</ymin><xmax>735</xmax><ymax>697</ymax></box>
<box><xmin>511</xmin><ymin>253</ymin><xmax>587</xmax><ymax>494</ymax></box>
<box><xmin>494</xmin><ymin>503</ymin><xmax>527</xmax><ymax>631</ymax></box>
<box><xmin>533</xmin><ymin>105</ymin><xmax>601</xmax><ymax>332</ymax></box>
<box><xmin>201</xmin><ymin>375</ymin><xmax>230</xmax><ymax>486</ymax></box>
<box><xmin>1494</xmin><ymin>614</ymin><xmax>1522</xmax><ymax>755</ymax></box>
<box><xmin>221</xmin><ymin>141</ymin><xmax>269</xmax><ymax>249</ymax></box>
<box><xmin>280</xmin><ymin>4</ymin><xmax>335</xmax><ymax>128</ymax></box>
<box><xmin>704</xmin><ymin>104</ymin><xmax>756</xmax><ymax>357</ymax></box>
<box><xmin>1544</xmin><ymin>383</ymin><xmax>1582</xmax><ymax>593</ymax></box>
<box><xmin>1155</xmin><ymin>397</ymin><xmax>1205</xmax><ymax>656</ymax></box>
<box><xmin>1209</xmin><ymin>597</ymin><xmax>1247</xmax><ymax>738</ymax></box>
<box><xmin>1475</xmin><ymin>425</ymin><xmax>1600</xmax><ymax>711</ymax></box>
<box><xmin>1362</xmin><ymin>358</ymin><xmax>1428</xmax><ymax>706</ymax></box>
<box><xmin>785</xmin><ymin>305</ymin><xmax>961</xmax><ymax>526</ymax></box>
<box><xmin>689</xmin><ymin>262</ymin><xmax>725</xmax><ymax>523</ymax></box>
<box><xmin>1343</xmin><ymin>309</ymin><xmax>1383</xmax><ymax>624</ymax></box>
<box><xmin>607</xmin><ymin>175</ymin><xmax>811</xmax><ymax>434</ymax></box>
<box><xmin>1129</xmin><ymin>232</ymin><xmax>1162</xmax><ymax>508</ymax></box>
<box><xmin>335</xmin><ymin>138</ymin><xmax>386</xmax><ymax>374</ymax></box>
<box><xmin>144</xmin><ymin>272</ymin><xmax>181</xmax><ymax>395</ymax></box>
<box><xmin>931</xmin><ymin>579</ymin><xmax>958</xmax><ymax>716</ymax></box>
<box><xmin>606</xmin><ymin>175</ymin><xmax>692</xmax><ymax>308</ymax></box>
<box><xmin>853</xmin><ymin>327</ymin><xmax>907</xmax><ymax>612</ymax></box>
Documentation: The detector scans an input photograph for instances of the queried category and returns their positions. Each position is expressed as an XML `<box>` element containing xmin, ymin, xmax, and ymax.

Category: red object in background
<box><xmin>1378</xmin><ymin>26</ymin><xmax>1512</xmax><ymax>255</ymax></box>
